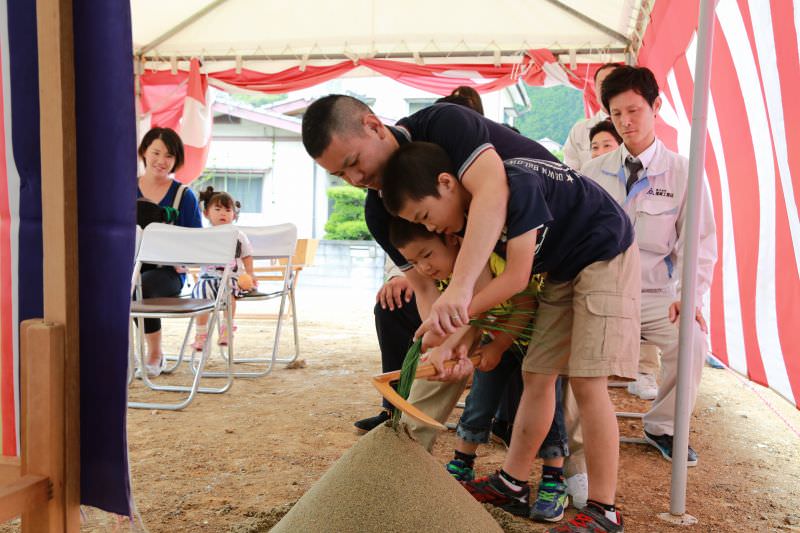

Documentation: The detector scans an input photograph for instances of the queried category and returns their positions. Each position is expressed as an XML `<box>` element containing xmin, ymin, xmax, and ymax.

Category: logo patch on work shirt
<box><xmin>646</xmin><ymin>187</ymin><xmax>674</xmax><ymax>198</ymax></box>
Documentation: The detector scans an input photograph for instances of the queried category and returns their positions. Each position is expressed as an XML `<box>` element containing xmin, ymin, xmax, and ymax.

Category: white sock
<box><xmin>498</xmin><ymin>470</ymin><xmax>525</xmax><ymax>492</ymax></box>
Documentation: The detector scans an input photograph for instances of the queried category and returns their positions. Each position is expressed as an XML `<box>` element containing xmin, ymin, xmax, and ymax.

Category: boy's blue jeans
<box><xmin>456</xmin><ymin>349</ymin><xmax>569</xmax><ymax>459</ymax></box>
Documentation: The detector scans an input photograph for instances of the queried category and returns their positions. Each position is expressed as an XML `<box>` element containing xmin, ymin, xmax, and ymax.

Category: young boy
<box><xmin>382</xmin><ymin>142</ymin><xmax>640</xmax><ymax>533</ymax></box>
<box><xmin>389</xmin><ymin>218</ymin><xmax>570</xmax><ymax>522</ymax></box>
<box><xmin>580</xmin><ymin>65</ymin><xmax>717</xmax><ymax>465</ymax></box>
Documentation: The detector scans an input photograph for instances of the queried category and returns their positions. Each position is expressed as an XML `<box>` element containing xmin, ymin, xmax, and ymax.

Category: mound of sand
<box><xmin>270</xmin><ymin>424</ymin><xmax>503</xmax><ymax>533</ymax></box>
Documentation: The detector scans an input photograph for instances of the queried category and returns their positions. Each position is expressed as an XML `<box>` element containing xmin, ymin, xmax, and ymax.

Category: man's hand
<box><xmin>474</xmin><ymin>340</ymin><xmax>505</xmax><ymax>372</ymax></box>
<box><xmin>424</xmin><ymin>342</ymin><xmax>474</xmax><ymax>382</ymax></box>
<box><xmin>376</xmin><ymin>276</ymin><xmax>414</xmax><ymax>311</ymax></box>
<box><xmin>668</xmin><ymin>301</ymin><xmax>708</xmax><ymax>333</ymax></box>
<box><xmin>418</xmin><ymin>284</ymin><xmax>472</xmax><ymax>337</ymax></box>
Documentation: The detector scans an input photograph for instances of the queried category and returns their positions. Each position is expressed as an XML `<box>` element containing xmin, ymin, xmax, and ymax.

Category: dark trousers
<box><xmin>373</xmin><ymin>296</ymin><xmax>422</xmax><ymax>410</ymax></box>
<box><xmin>136</xmin><ymin>265</ymin><xmax>182</xmax><ymax>334</ymax></box>
<box><xmin>495</xmin><ymin>363</ymin><xmax>523</xmax><ymax>424</ymax></box>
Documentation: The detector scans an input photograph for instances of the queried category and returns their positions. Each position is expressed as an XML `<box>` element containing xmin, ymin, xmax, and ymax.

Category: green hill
<box><xmin>514</xmin><ymin>85</ymin><xmax>586</xmax><ymax>145</ymax></box>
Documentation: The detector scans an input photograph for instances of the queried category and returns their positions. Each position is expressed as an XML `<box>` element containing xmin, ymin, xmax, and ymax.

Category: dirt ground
<box><xmin>7</xmin><ymin>286</ymin><xmax>800</xmax><ymax>532</ymax></box>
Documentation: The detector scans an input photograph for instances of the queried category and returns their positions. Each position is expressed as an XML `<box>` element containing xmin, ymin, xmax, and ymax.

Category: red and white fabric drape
<box><xmin>137</xmin><ymin>50</ymin><xmax>605</xmax><ymax>162</ymax></box>
<box><xmin>640</xmin><ymin>0</ymin><xmax>800</xmax><ymax>407</ymax></box>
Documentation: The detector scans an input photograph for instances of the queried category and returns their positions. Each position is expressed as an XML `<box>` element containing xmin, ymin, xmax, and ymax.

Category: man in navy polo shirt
<box><xmin>301</xmin><ymin>95</ymin><xmax>553</xmax><ymax>425</ymax></box>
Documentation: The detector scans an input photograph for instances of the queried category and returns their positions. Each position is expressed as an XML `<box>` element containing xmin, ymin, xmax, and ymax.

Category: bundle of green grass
<box><xmin>270</xmin><ymin>423</ymin><xmax>502</xmax><ymax>532</ymax></box>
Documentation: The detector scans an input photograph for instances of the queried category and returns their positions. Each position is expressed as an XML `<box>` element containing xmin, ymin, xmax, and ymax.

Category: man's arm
<box><xmin>675</xmin><ymin>178</ymin><xmax>718</xmax><ymax>305</ymax></box>
<box><xmin>426</xmin><ymin>149</ymin><xmax>509</xmax><ymax>335</ymax></box>
<box><xmin>670</xmin><ymin>171</ymin><xmax>717</xmax><ymax>331</ymax></box>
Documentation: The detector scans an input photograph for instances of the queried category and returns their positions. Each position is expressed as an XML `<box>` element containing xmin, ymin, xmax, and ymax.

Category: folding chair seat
<box><xmin>222</xmin><ymin>223</ymin><xmax>298</xmax><ymax>377</ymax></box>
<box><xmin>128</xmin><ymin>223</ymin><xmax>240</xmax><ymax>410</ymax></box>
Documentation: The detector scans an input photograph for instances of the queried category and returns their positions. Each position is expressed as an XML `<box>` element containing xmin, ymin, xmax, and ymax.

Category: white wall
<box><xmin>208</xmin><ymin>139</ymin><xmax>326</xmax><ymax>239</ymax></box>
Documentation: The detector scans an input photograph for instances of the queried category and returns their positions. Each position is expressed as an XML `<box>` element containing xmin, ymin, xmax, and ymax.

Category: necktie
<box><xmin>625</xmin><ymin>158</ymin><xmax>643</xmax><ymax>193</ymax></box>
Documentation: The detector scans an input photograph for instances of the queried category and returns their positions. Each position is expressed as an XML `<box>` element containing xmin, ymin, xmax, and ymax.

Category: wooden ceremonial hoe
<box><xmin>371</xmin><ymin>355</ymin><xmax>481</xmax><ymax>430</ymax></box>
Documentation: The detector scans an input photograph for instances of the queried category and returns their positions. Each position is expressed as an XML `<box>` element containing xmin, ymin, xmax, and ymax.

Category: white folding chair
<box><xmin>127</xmin><ymin>225</ymin><xmax>144</xmax><ymax>386</ymax></box>
<box><xmin>128</xmin><ymin>223</ymin><xmax>239</xmax><ymax>410</ymax></box>
<box><xmin>224</xmin><ymin>223</ymin><xmax>298</xmax><ymax>377</ymax></box>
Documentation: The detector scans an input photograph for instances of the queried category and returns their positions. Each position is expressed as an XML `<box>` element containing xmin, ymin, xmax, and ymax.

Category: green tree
<box><xmin>514</xmin><ymin>85</ymin><xmax>585</xmax><ymax>145</ymax></box>
<box><xmin>324</xmin><ymin>186</ymin><xmax>372</xmax><ymax>240</ymax></box>
<box><xmin>229</xmin><ymin>92</ymin><xmax>288</xmax><ymax>108</ymax></box>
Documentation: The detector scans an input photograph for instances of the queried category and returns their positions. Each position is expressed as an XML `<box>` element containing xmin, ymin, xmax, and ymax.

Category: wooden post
<box><xmin>20</xmin><ymin>321</ymin><xmax>64</xmax><ymax>530</ymax></box>
<box><xmin>35</xmin><ymin>0</ymin><xmax>80</xmax><ymax>529</ymax></box>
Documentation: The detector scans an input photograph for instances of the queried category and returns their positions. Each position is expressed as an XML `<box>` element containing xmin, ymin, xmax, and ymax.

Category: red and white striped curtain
<box><xmin>640</xmin><ymin>0</ymin><xmax>800</xmax><ymax>407</ymax></box>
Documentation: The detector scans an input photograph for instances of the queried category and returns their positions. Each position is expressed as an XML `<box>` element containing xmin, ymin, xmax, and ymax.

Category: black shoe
<box><xmin>490</xmin><ymin>419</ymin><xmax>513</xmax><ymax>448</ymax></box>
<box><xmin>643</xmin><ymin>430</ymin><xmax>698</xmax><ymax>466</ymax></box>
<box><xmin>354</xmin><ymin>410</ymin><xmax>392</xmax><ymax>434</ymax></box>
<box><xmin>462</xmin><ymin>471</ymin><xmax>531</xmax><ymax>517</ymax></box>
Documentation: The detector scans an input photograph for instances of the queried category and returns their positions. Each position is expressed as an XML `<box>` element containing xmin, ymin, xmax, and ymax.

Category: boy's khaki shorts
<box><xmin>522</xmin><ymin>243</ymin><xmax>641</xmax><ymax>379</ymax></box>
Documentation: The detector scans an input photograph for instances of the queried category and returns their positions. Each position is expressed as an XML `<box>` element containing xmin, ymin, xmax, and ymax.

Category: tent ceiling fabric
<box><xmin>132</xmin><ymin>0</ymin><xmax>647</xmax><ymax>69</ymax></box>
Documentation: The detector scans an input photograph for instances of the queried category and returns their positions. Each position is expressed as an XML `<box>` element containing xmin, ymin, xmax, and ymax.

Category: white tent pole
<box><xmin>669</xmin><ymin>0</ymin><xmax>717</xmax><ymax>518</ymax></box>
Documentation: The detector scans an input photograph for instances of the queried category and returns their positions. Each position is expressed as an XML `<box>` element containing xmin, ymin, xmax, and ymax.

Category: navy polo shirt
<box><xmin>497</xmin><ymin>158</ymin><xmax>634</xmax><ymax>281</ymax></box>
<box><xmin>365</xmin><ymin>103</ymin><xmax>558</xmax><ymax>270</ymax></box>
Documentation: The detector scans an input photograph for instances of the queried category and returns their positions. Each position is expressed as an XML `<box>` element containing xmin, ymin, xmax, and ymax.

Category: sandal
<box><xmin>218</xmin><ymin>324</ymin><xmax>237</xmax><ymax>346</ymax></box>
<box><xmin>191</xmin><ymin>332</ymin><xmax>208</xmax><ymax>351</ymax></box>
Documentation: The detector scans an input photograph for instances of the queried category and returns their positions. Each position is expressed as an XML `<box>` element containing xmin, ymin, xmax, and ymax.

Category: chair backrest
<box><xmin>135</xmin><ymin>225</ymin><xmax>143</xmax><ymax>257</ymax></box>
<box><xmin>239</xmin><ymin>223</ymin><xmax>297</xmax><ymax>260</ymax></box>
<box><xmin>287</xmin><ymin>238</ymin><xmax>318</xmax><ymax>267</ymax></box>
<box><xmin>136</xmin><ymin>223</ymin><xmax>239</xmax><ymax>266</ymax></box>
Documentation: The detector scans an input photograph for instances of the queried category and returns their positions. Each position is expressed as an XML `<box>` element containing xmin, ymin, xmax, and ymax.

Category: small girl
<box><xmin>191</xmin><ymin>187</ymin><xmax>257</xmax><ymax>349</ymax></box>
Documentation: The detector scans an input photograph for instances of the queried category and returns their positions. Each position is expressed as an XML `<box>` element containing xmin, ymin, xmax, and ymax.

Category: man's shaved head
<box><xmin>302</xmin><ymin>94</ymin><xmax>373</xmax><ymax>158</ymax></box>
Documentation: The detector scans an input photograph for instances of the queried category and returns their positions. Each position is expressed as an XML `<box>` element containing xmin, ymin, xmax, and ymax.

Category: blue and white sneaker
<box><xmin>445</xmin><ymin>459</ymin><xmax>475</xmax><ymax>482</ymax></box>
<box><xmin>530</xmin><ymin>478</ymin><xmax>568</xmax><ymax>522</ymax></box>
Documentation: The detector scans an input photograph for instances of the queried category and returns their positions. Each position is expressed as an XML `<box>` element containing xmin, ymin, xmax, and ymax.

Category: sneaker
<box><xmin>566</xmin><ymin>473</ymin><xmax>588</xmax><ymax>509</ymax></box>
<box><xmin>490</xmin><ymin>419</ymin><xmax>512</xmax><ymax>448</ymax></box>
<box><xmin>445</xmin><ymin>459</ymin><xmax>475</xmax><ymax>482</ymax></box>
<box><xmin>627</xmin><ymin>373</ymin><xmax>658</xmax><ymax>400</ymax></box>
<box><xmin>191</xmin><ymin>333</ymin><xmax>208</xmax><ymax>351</ymax></box>
<box><xmin>547</xmin><ymin>504</ymin><xmax>624</xmax><ymax>532</ymax></box>
<box><xmin>461</xmin><ymin>471</ymin><xmax>530</xmax><ymax>517</ymax></box>
<box><xmin>643</xmin><ymin>430</ymin><xmax>698</xmax><ymax>467</ymax></box>
<box><xmin>530</xmin><ymin>478</ymin><xmax>568</xmax><ymax>522</ymax></box>
<box><xmin>135</xmin><ymin>357</ymin><xmax>163</xmax><ymax>379</ymax></box>
<box><xmin>353</xmin><ymin>410</ymin><xmax>392</xmax><ymax>434</ymax></box>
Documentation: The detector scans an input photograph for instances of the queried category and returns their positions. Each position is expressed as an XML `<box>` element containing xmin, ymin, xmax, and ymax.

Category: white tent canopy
<box><xmin>132</xmin><ymin>0</ymin><xmax>650</xmax><ymax>70</ymax></box>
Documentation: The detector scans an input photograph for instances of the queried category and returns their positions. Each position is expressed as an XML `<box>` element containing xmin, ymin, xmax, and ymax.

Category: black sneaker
<box><xmin>547</xmin><ymin>504</ymin><xmax>624</xmax><ymax>532</ymax></box>
<box><xmin>461</xmin><ymin>471</ymin><xmax>530</xmax><ymax>517</ymax></box>
<box><xmin>643</xmin><ymin>430</ymin><xmax>698</xmax><ymax>466</ymax></box>
<box><xmin>354</xmin><ymin>410</ymin><xmax>392</xmax><ymax>434</ymax></box>
<box><xmin>490</xmin><ymin>419</ymin><xmax>513</xmax><ymax>448</ymax></box>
